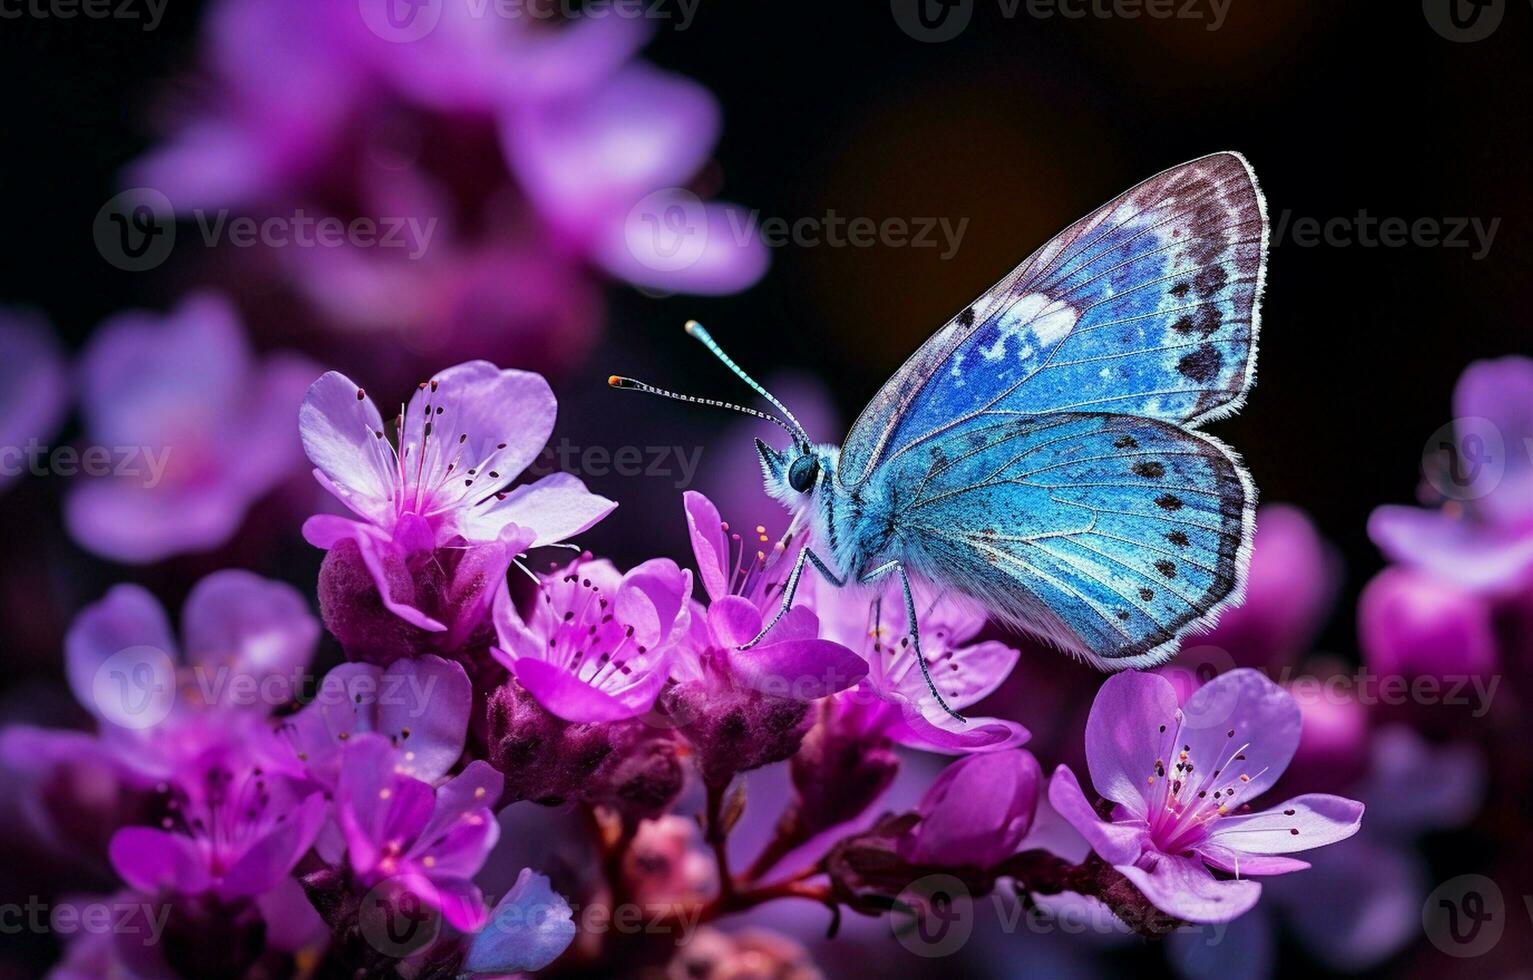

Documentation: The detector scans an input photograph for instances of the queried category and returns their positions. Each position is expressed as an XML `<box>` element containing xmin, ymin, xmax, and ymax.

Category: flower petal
<box><xmin>299</xmin><ymin>370</ymin><xmax>395</xmax><ymax>525</ymax></box>
<box><xmin>682</xmin><ymin>491</ymin><xmax>731</xmax><ymax>602</ymax></box>
<box><xmin>1085</xmin><ymin>670</ymin><xmax>1181</xmax><ymax>818</ymax></box>
<box><xmin>1117</xmin><ymin>852</ymin><xmax>1262</xmax><ymax>924</ymax></box>
<box><xmin>220</xmin><ymin>791</ymin><xmax>327</xmax><ymax>898</ymax></box>
<box><xmin>1178</xmin><ymin>668</ymin><xmax>1300</xmax><ymax>803</ymax></box>
<box><xmin>1196</xmin><ymin>843</ymin><xmax>1311</xmax><ymax>877</ymax></box>
<box><xmin>375</xmin><ymin>656</ymin><xmax>472</xmax><ymax>782</ymax></box>
<box><xmin>1454</xmin><ymin>355</ymin><xmax>1533</xmax><ymax>527</ymax></box>
<box><xmin>181</xmin><ymin>571</ymin><xmax>318</xmax><ymax>694</ymax></box>
<box><xmin>1207</xmin><ymin>794</ymin><xmax>1363</xmax><ymax>854</ymax></box>
<box><xmin>512</xmin><ymin>657</ymin><xmax>665</xmax><ymax>723</ymax></box>
<box><xmin>901</xmin><ymin>750</ymin><xmax>1041</xmax><ymax>867</ymax></box>
<box><xmin>733</xmin><ymin>637</ymin><xmax>868</xmax><ymax>701</ymax></box>
<box><xmin>464</xmin><ymin>868</ymin><xmax>578</xmax><ymax>976</ymax></box>
<box><xmin>65</xmin><ymin>585</ymin><xmax>178</xmax><ymax>724</ymax></box>
<box><xmin>1046</xmin><ymin>765</ymin><xmax>1148</xmax><ymax>867</ymax></box>
<box><xmin>1369</xmin><ymin>504</ymin><xmax>1533</xmax><ymax>593</ymax></box>
<box><xmin>888</xmin><ymin>706</ymin><xmax>1030</xmax><ymax>755</ymax></box>
<box><xmin>459</xmin><ymin>472</ymin><xmax>615</xmax><ymax>547</ymax></box>
<box><xmin>707</xmin><ymin>595</ymin><xmax>763</xmax><ymax>650</ymax></box>
<box><xmin>110</xmin><ymin>826</ymin><xmax>213</xmax><ymax>896</ymax></box>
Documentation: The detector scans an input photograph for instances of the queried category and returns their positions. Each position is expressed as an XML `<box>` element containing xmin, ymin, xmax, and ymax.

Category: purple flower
<box><xmin>463</xmin><ymin>868</ymin><xmax>578</xmax><ymax>976</ymax></box>
<box><xmin>1370</xmin><ymin>356</ymin><xmax>1533</xmax><ymax>594</ymax></box>
<box><xmin>108</xmin><ymin>725</ymin><xmax>327</xmax><ymax>903</ymax></box>
<box><xmin>814</xmin><ymin>579</ymin><xmax>1028</xmax><ymax>753</ymax></box>
<box><xmin>64</xmin><ymin>293</ymin><xmax>314</xmax><ymax>563</ymax></box>
<box><xmin>66</xmin><ymin>572</ymin><xmax>318</xmax><ymax>749</ymax></box>
<box><xmin>336</xmin><ymin>732</ymin><xmax>503</xmax><ymax>931</ymax></box>
<box><xmin>674</xmin><ymin>491</ymin><xmax>866</xmax><ymax>701</ymax></box>
<box><xmin>1201</xmin><ymin>505</ymin><xmax>1341</xmax><ymax>670</ymax></box>
<box><xmin>666</xmin><ymin>493</ymin><xmax>866</xmax><ymax>784</ymax></box>
<box><xmin>898</xmin><ymin>749</ymin><xmax>1043</xmax><ymax>868</ymax></box>
<box><xmin>492</xmin><ymin>555</ymin><xmax>691</xmax><ymax>722</ymax></box>
<box><xmin>0</xmin><ymin>307</ymin><xmax>68</xmax><ymax>495</ymax></box>
<box><xmin>281</xmin><ymin>655</ymin><xmax>472</xmax><ymax>789</ymax></box>
<box><xmin>1049</xmin><ymin>669</ymin><xmax>1364</xmax><ymax>923</ymax></box>
<box><xmin>300</xmin><ymin>360</ymin><xmax>614</xmax><ymax>643</ymax></box>
<box><xmin>1358</xmin><ymin>565</ymin><xmax>1500</xmax><ymax>688</ymax></box>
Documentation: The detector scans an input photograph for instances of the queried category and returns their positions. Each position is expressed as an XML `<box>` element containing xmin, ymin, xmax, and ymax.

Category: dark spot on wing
<box><xmin>1166</xmin><ymin>530</ymin><xmax>1191</xmax><ymax>548</ymax></box>
<box><xmin>1195</xmin><ymin>307</ymin><xmax>1223</xmax><ymax>337</ymax></box>
<box><xmin>1177</xmin><ymin>345</ymin><xmax>1223</xmax><ymax>384</ymax></box>
<box><xmin>1132</xmin><ymin>461</ymin><xmax>1166</xmax><ymax>479</ymax></box>
<box><xmin>1169</xmin><ymin>282</ymin><xmax>1191</xmax><ymax>298</ymax></box>
<box><xmin>1116</xmin><ymin>610</ymin><xmax>1131</xmax><ymax>621</ymax></box>
<box><xmin>1113</xmin><ymin>436</ymin><xmax>1138</xmax><ymax>449</ymax></box>
<box><xmin>1138</xmin><ymin>587</ymin><xmax>1155</xmax><ymax>601</ymax></box>
<box><xmin>1171</xmin><ymin>315</ymin><xmax>1196</xmax><ymax>335</ymax></box>
<box><xmin>1155</xmin><ymin>494</ymin><xmax>1183</xmax><ymax>511</ymax></box>
<box><xmin>1155</xmin><ymin>559</ymin><xmax>1177</xmax><ymax>578</ymax></box>
<box><xmin>1194</xmin><ymin>265</ymin><xmax>1228</xmax><ymax>297</ymax></box>
<box><xmin>957</xmin><ymin>306</ymin><xmax>976</xmax><ymax>327</ymax></box>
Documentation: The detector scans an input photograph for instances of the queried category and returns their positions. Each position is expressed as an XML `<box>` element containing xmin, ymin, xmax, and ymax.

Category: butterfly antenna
<box><xmin>607</xmin><ymin>375</ymin><xmax>801</xmax><ymax>441</ymax></box>
<box><xmin>684</xmin><ymin>321</ymin><xmax>810</xmax><ymax>443</ymax></box>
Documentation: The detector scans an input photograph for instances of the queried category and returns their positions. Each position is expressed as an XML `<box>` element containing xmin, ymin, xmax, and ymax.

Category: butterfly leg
<box><xmin>859</xmin><ymin>561</ymin><xmax>966</xmax><ymax>723</ymax></box>
<box><xmin>739</xmin><ymin>547</ymin><xmax>845</xmax><ymax>651</ymax></box>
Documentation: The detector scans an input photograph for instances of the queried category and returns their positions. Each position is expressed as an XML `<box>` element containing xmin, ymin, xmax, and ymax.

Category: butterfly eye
<box><xmin>788</xmin><ymin>455</ymin><xmax>820</xmax><ymax>493</ymax></box>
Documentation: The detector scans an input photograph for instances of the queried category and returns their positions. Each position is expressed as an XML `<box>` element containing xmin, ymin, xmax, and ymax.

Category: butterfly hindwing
<box><xmin>839</xmin><ymin>152</ymin><xmax>1266</xmax><ymax>490</ymax></box>
<box><xmin>889</xmin><ymin>412</ymin><xmax>1252</xmax><ymax>667</ymax></box>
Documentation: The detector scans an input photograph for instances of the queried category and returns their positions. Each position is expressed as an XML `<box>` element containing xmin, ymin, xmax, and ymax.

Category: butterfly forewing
<box><xmin>838</xmin><ymin>152</ymin><xmax>1266</xmax><ymax>490</ymax></box>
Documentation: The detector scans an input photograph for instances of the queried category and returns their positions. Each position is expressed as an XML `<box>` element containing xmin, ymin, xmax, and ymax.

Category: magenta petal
<box><xmin>1179</xmin><ymin>668</ymin><xmax>1301</xmax><ymax>802</ymax></box>
<box><xmin>513</xmin><ymin>658</ymin><xmax>657</xmax><ymax>723</ymax></box>
<box><xmin>683</xmin><ymin>491</ymin><xmax>731</xmax><ymax>602</ymax></box>
<box><xmin>220</xmin><ymin>792</ymin><xmax>327</xmax><ymax>898</ymax></box>
<box><xmin>376</xmin><ymin>656</ymin><xmax>472</xmax><ymax>781</ymax></box>
<box><xmin>593</xmin><ymin>199</ymin><xmax>771</xmax><ymax>295</ymax></box>
<box><xmin>1084</xmin><ymin>670</ymin><xmax>1181</xmax><ymax>818</ymax></box>
<box><xmin>302</xmin><ymin>512</ymin><xmax>367</xmax><ymax>549</ymax></box>
<box><xmin>734</xmin><ymin>638</ymin><xmax>868</xmax><ymax>701</ymax></box>
<box><xmin>901</xmin><ymin>750</ymin><xmax>1041</xmax><ymax>867</ymax></box>
<box><xmin>1454</xmin><ymin>355</ymin><xmax>1533</xmax><ymax>527</ymax></box>
<box><xmin>299</xmin><ymin>371</ymin><xmax>394</xmax><ymax>525</ymax></box>
<box><xmin>354</xmin><ymin>530</ymin><xmax>448</xmax><ymax>632</ymax></box>
<box><xmin>1046</xmin><ymin>766</ymin><xmax>1148</xmax><ymax>867</ymax></box>
<box><xmin>181</xmin><ymin>570</ymin><xmax>318</xmax><ymax>689</ymax></box>
<box><xmin>1208</xmin><ymin>794</ymin><xmax>1364</xmax><ymax>855</ymax></box>
<box><xmin>110</xmin><ymin>827</ymin><xmax>213</xmax><ymax>896</ymax></box>
<box><xmin>257</xmin><ymin>875</ymin><xmax>328</xmax><ymax>952</ymax></box>
<box><xmin>1369</xmin><ymin>504</ymin><xmax>1533</xmax><ymax>593</ymax></box>
<box><xmin>65</xmin><ymin>585</ymin><xmax>178</xmax><ymax>723</ymax></box>
<box><xmin>1196</xmin><ymin>844</ymin><xmax>1311</xmax><ymax>877</ymax></box>
<box><xmin>890</xmin><ymin>705</ymin><xmax>1029</xmax><ymax>755</ymax></box>
<box><xmin>433</xmin><ymin>877</ymin><xmax>490</xmax><ymax>932</ymax></box>
<box><xmin>615</xmin><ymin>559</ymin><xmax>691</xmax><ymax>648</ymax></box>
<box><xmin>1358</xmin><ymin>566</ymin><xmax>1499</xmax><ymax>679</ymax></box>
<box><xmin>708</xmin><ymin>595</ymin><xmax>764</xmax><ymax>650</ymax></box>
<box><xmin>1117</xmin><ymin>853</ymin><xmax>1261</xmax><ymax>923</ymax></box>
<box><xmin>461</xmin><ymin>473</ymin><xmax>615</xmax><ymax>546</ymax></box>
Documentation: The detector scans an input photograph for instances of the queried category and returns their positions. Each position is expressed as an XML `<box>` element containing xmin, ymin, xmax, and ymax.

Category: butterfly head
<box><xmin>757</xmin><ymin>438</ymin><xmax>833</xmax><ymax>505</ymax></box>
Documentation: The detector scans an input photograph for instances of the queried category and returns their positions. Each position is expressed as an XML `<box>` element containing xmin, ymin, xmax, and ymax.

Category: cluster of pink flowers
<box><xmin>0</xmin><ymin>360</ymin><xmax>1379</xmax><ymax>978</ymax></box>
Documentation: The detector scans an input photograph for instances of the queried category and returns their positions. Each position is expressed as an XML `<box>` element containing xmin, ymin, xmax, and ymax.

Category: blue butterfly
<box><xmin>612</xmin><ymin>152</ymin><xmax>1267</xmax><ymax>720</ymax></box>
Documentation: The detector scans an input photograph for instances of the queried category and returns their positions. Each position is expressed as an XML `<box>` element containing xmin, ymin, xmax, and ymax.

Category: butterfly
<box><xmin>611</xmin><ymin>152</ymin><xmax>1267</xmax><ymax>720</ymax></box>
